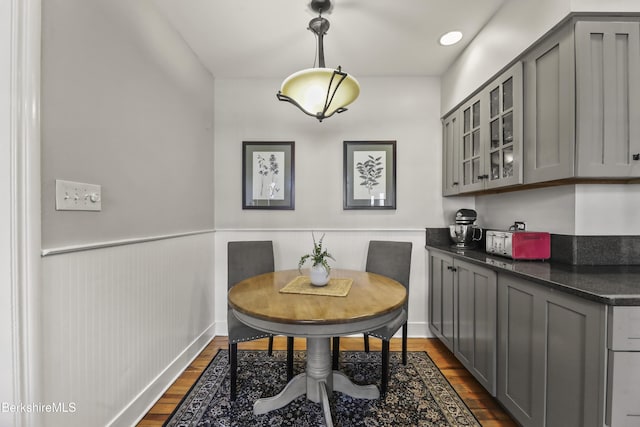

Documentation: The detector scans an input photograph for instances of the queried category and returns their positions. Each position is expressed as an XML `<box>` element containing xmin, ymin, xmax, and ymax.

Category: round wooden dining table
<box><xmin>228</xmin><ymin>268</ymin><xmax>407</xmax><ymax>426</ymax></box>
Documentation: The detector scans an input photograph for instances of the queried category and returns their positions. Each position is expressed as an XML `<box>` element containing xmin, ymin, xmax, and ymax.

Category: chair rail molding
<box><xmin>2</xmin><ymin>0</ymin><xmax>43</xmax><ymax>426</ymax></box>
<box><xmin>41</xmin><ymin>229</ymin><xmax>216</xmax><ymax>257</ymax></box>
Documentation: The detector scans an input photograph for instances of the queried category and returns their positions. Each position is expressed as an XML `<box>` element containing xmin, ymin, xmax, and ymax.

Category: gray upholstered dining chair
<box><xmin>332</xmin><ymin>240</ymin><xmax>412</xmax><ymax>396</ymax></box>
<box><xmin>227</xmin><ymin>240</ymin><xmax>294</xmax><ymax>401</ymax></box>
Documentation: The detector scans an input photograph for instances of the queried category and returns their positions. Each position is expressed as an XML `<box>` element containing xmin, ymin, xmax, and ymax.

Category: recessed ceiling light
<box><xmin>439</xmin><ymin>31</ymin><xmax>463</xmax><ymax>46</ymax></box>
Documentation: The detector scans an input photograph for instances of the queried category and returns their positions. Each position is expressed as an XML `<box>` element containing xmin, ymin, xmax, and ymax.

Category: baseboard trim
<box><xmin>109</xmin><ymin>323</ymin><xmax>216</xmax><ymax>427</ymax></box>
<box><xmin>407</xmin><ymin>321</ymin><xmax>432</xmax><ymax>339</ymax></box>
<box><xmin>215</xmin><ymin>321</ymin><xmax>228</xmax><ymax>338</ymax></box>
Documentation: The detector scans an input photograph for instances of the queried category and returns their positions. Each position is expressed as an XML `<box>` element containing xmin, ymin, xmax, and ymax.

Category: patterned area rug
<box><xmin>164</xmin><ymin>350</ymin><xmax>480</xmax><ymax>427</ymax></box>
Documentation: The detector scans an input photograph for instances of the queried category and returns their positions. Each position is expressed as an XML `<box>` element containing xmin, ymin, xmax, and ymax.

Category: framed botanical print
<box><xmin>343</xmin><ymin>140</ymin><xmax>396</xmax><ymax>209</ymax></box>
<box><xmin>242</xmin><ymin>141</ymin><xmax>295</xmax><ymax>209</ymax></box>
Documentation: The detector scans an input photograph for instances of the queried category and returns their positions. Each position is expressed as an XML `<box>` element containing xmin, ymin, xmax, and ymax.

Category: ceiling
<box><xmin>151</xmin><ymin>0</ymin><xmax>508</xmax><ymax>79</ymax></box>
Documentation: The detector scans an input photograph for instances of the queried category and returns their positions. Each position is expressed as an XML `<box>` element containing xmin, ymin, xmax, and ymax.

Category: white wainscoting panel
<box><xmin>215</xmin><ymin>229</ymin><xmax>431</xmax><ymax>339</ymax></box>
<box><xmin>41</xmin><ymin>232</ymin><xmax>215</xmax><ymax>427</ymax></box>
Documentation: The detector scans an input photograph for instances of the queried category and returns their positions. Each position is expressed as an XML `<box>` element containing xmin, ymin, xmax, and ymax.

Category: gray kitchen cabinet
<box><xmin>453</xmin><ymin>62</ymin><xmax>523</xmax><ymax>194</ymax></box>
<box><xmin>454</xmin><ymin>259</ymin><xmax>497</xmax><ymax>395</ymax></box>
<box><xmin>442</xmin><ymin>111</ymin><xmax>460</xmax><ymax>195</ymax></box>
<box><xmin>523</xmin><ymin>22</ymin><xmax>575</xmax><ymax>183</ymax></box>
<box><xmin>428</xmin><ymin>251</ymin><xmax>455</xmax><ymax>351</ymax></box>
<box><xmin>606</xmin><ymin>306</ymin><xmax>640</xmax><ymax>426</ymax></box>
<box><xmin>497</xmin><ymin>273</ymin><xmax>606</xmax><ymax>427</ymax></box>
<box><xmin>429</xmin><ymin>251</ymin><xmax>498</xmax><ymax>393</ymax></box>
<box><xmin>524</xmin><ymin>18</ymin><xmax>640</xmax><ymax>183</ymax></box>
<box><xmin>484</xmin><ymin>62</ymin><xmax>523</xmax><ymax>189</ymax></box>
<box><xmin>444</xmin><ymin>16</ymin><xmax>640</xmax><ymax>194</ymax></box>
<box><xmin>440</xmin><ymin>63</ymin><xmax>525</xmax><ymax>196</ymax></box>
<box><xmin>608</xmin><ymin>305</ymin><xmax>640</xmax><ymax>351</ymax></box>
<box><xmin>575</xmin><ymin>20</ymin><xmax>640</xmax><ymax>177</ymax></box>
<box><xmin>459</xmin><ymin>93</ymin><xmax>486</xmax><ymax>193</ymax></box>
<box><xmin>607</xmin><ymin>351</ymin><xmax>640</xmax><ymax>426</ymax></box>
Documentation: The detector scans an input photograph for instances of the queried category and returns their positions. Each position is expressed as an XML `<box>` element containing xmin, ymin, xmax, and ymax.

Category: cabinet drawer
<box><xmin>607</xmin><ymin>350</ymin><xmax>640</xmax><ymax>426</ymax></box>
<box><xmin>608</xmin><ymin>306</ymin><xmax>640</xmax><ymax>351</ymax></box>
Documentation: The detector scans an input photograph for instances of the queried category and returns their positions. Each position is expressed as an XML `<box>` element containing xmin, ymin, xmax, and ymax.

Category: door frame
<box><xmin>2</xmin><ymin>0</ymin><xmax>42</xmax><ymax>426</ymax></box>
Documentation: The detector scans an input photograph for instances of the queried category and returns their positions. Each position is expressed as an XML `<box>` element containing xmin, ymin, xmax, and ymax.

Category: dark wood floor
<box><xmin>137</xmin><ymin>336</ymin><xmax>517</xmax><ymax>426</ymax></box>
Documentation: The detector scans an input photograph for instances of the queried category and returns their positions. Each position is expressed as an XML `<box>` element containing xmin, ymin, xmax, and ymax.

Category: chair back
<box><xmin>365</xmin><ymin>240</ymin><xmax>412</xmax><ymax>307</ymax></box>
<box><xmin>228</xmin><ymin>241</ymin><xmax>275</xmax><ymax>290</ymax></box>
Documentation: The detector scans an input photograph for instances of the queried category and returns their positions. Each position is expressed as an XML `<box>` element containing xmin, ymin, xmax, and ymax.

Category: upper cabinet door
<box><xmin>575</xmin><ymin>20</ymin><xmax>640</xmax><ymax>177</ymax></box>
<box><xmin>485</xmin><ymin>62</ymin><xmax>523</xmax><ymax>189</ymax></box>
<box><xmin>523</xmin><ymin>23</ymin><xmax>576</xmax><ymax>184</ymax></box>
<box><xmin>442</xmin><ymin>111</ymin><xmax>460</xmax><ymax>196</ymax></box>
<box><xmin>459</xmin><ymin>94</ymin><xmax>487</xmax><ymax>193</ymax></box>
<box><xmin>454</xmin><ymin>62</ymin><xmax>523</xmax><ymax>194</ymax></box>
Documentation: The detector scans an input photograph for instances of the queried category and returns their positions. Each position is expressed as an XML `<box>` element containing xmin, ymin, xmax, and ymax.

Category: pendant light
<box><xmin>276</xmin><ymin>0</ymin><xmax>360</xmax><ymax>122</ymax></box>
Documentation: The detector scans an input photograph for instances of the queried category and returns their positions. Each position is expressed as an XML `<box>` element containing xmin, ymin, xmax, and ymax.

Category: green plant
<box><xmin>298</xmin><ymin>233</ymin><xmax>335</xmax><ymax>274</ymax></box>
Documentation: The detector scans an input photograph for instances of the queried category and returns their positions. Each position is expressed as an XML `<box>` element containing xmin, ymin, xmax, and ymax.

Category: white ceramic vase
<box><xmin>310</xmin><ymin>264</ymin><xmax>330</xmax><ymax>286</ymax></box>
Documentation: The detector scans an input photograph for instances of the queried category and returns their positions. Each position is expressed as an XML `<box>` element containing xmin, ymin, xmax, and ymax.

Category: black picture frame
<box><xmin>343</xmin><ymin>141</ymin><xmax>396</xmax><ymax>209</ymax></box>
<box><xmin>242</xmin><ymin>141</ymin><xmax>295</xmax><ymax>210</ymax></box>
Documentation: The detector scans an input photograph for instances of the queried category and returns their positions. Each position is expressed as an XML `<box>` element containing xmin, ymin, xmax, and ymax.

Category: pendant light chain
<box><xmin>312</xmin><ymin>32</ymin><xmax>318</xmax><ymax>68</ymax></box>
<box><xmin>311</xmin><ymin>8</ymin><xmax>322</xmax><ymax>68</ymax></box>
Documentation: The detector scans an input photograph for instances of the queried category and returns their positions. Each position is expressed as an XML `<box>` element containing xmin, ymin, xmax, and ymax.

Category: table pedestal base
<box><xmin>253</xmin><ymin>337</ymin><xmax>379</xmax><ymax>426</ymax></box>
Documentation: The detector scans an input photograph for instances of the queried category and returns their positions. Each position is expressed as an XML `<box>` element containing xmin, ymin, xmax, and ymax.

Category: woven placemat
<box><xmin>279</xmin><ymin>275</ymin><xmax>353</xmax><ymax>297</ymax></box>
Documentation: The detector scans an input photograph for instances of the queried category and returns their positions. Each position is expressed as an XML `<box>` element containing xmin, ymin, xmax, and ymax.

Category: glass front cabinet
<box><xmin>444</xmin><ymin>62</ymin><xmax>523</xmax><ymax>195</ymax></box>
<box><xmin>459</xmin><ymin>95</ymin><xmax>486</xmax><ymax>193</ymax></box>
<box><xmin>487</xmin><ymin>63</ymin><xmax>522</xmax><ymax>189</ymax></box>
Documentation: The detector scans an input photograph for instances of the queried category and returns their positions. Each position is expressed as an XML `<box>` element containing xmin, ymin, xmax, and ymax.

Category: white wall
<box><xmin>214</xmin><ymin>76</ymin><xmax>472</xmax><ymax>230</ymax></box>
<box><xmin>475</xmin><ymin>186</ymin><xmax>577</xmax><ymax>234</ymax></box>
<box><xmin>39</xmin><ymin>1</ymin><xmax>216</xmax><ymax>426</ymax></box>
<box><xmin>213</xmin><ymin>76</ymin><xmax>474</xmax><ymax>337</ymax></box>
<box><xmin>40</xmin><ymin>0</ymin><xmax>214</xmax><ymax>249</ymax></box>
<box><xmin>575</xmin><ymin>184</ymin><xmax>640</xmax><ymax>235</ymax></box>
<box><xmin>441</xmin><ymin>0</ymin><xmax>572</xmax><ymax>114</ymax></box>
<box><xmin>475</xmin><ymin>183</ymin><xmax>640</xmax><ymax>236</ymax></box>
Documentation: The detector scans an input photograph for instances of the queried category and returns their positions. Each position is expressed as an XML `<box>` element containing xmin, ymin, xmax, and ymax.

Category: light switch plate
<box><xmin>55</xmin><ymin>179</ymin><xmax>102</xmax><ymax>211</ymax></box>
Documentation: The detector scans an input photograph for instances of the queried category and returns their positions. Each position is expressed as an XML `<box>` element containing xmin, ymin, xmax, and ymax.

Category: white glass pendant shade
<box><xmin>277</xmin><ymin>1</ymin><xmax>358</xmax><ymax>121</ymax></box>
<box><xmin>279</xmin><ymin>67</ymin><xmax>360</xmax><ymax>119</ymax></box>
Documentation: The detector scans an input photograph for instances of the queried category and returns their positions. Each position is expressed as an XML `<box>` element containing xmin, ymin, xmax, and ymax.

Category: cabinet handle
<box><xmin>477</xmin><ymin>174</ymin><xmax>488</xmax><ymax>180</ymax></box>
<box><xmin>446</xmin><ymin>266</ymin><xmax>457</xmax><ymax>272</ymax></box>
<box><xmin>453</xmin><ymin>182</ymin><xmax>459</xmax><ymax>186</ymax></box>
<box><xmin>633</xmin><ymin>153</ymin><xmax>640</xmax><ymax>161</ymax></box>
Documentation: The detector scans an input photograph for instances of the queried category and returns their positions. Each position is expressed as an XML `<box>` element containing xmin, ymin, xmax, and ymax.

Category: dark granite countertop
<box><xmin>426</xmin><ymin>244</ymin><xmax>640</xmax><ymax>306</ymax></box>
